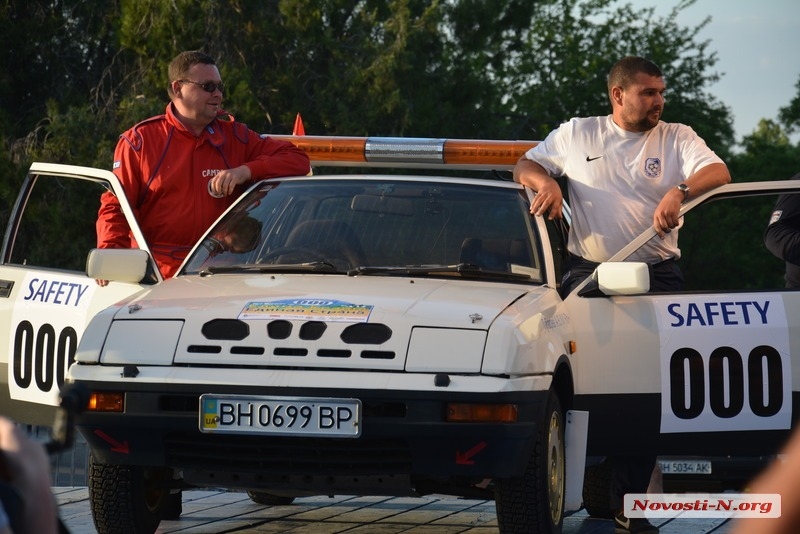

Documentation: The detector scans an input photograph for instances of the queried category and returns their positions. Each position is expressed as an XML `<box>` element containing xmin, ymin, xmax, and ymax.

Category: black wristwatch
<box><xmin>676</xmin><ymin>183</ymin><xmax>690</xmax><ymax>203</ymax></box>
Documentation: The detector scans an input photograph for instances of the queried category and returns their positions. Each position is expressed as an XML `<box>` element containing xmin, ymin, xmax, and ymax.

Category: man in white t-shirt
<box><xmin>513</xmin><ymin>56</ymin><xmax>731</xmax><ymax>534</ymax></box>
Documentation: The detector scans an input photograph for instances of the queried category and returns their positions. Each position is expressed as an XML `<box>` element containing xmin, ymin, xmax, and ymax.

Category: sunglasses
<box><xmin>181</xmin><ymin>79</ymin><xmax>225</xmax><ymax>93</ymax></box>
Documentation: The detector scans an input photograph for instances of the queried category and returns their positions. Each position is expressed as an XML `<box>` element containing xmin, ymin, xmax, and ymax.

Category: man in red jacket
<box><xmin>96</xmin><ymin>50</ymin><xmax>310</xmax><ymax>281</ymax></box>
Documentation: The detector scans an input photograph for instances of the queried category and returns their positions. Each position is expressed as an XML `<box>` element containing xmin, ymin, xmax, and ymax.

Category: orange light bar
<box><xmin>446</xmin><ymin>403</ymin><xmax>519</xmax><ymax>423</ymax></box>
<box><xmin>443</xmin><ymin>139</ymin><xmax>539</xmax><ymax>167</ymax></box>
<box><xmin>87</xmin><ymin>392</ymin><xmax>124</xmax><ymax>412</ymax></box>
<box><xmin>269</xmin><ymin>135</ymin><xmax>539</xmax><ymax>169</ymax></box>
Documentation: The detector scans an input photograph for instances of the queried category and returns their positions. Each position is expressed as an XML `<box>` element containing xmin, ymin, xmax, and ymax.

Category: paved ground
<box><xmin>54</xmin><ymin>487</ymin><xmax>736</xmax><ymax>534</ymax></box>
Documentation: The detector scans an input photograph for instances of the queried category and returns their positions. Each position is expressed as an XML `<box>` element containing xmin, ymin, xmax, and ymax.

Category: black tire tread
<box><xmin>582</xmin><ymin>459</ymin><xmax>614</xmax><ymax>519</ymax></box>
<box><xmin>88</xmin><ymin>454</ymin><xmax>162</xmax><ymax>534</ymax></box>
<box><xmin>494</xmin><ymin>391</ymin><xmax>564</xmax><ymax>533</ymax></box>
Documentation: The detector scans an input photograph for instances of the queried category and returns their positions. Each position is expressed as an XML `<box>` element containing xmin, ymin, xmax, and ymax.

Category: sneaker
<box><xmin>614</xmin><ymin>511</ymin><xmax>659</xmax><ymax>534</ymax></box>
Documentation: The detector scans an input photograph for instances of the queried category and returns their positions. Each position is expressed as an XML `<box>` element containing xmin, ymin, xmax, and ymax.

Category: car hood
<box><xmin>105</xmin><ymin>274</ymin><xmax>541</xmax><ymax>371</ymax></box>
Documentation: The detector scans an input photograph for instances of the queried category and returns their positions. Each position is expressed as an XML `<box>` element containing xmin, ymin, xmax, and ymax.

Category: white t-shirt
<box><xmin>524</xmin><ymin>115</ymin><xmax>724</xmax><ymax>263</ymax></box>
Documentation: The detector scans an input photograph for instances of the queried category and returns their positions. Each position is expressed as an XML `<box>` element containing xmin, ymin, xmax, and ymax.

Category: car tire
<box><xmin>88</xmin><ymin>452</ymin><xmax>176</xmax><ymax>534</ymax></box>
<box><xmin>582</xmin><ymin>458</ymin><xmax>613</xmax><ymax>518</ymax></box>
<box><xmin>246</xmin><ymin>491</ymin><xmax>296</xmax><ymax>505</ymax></box>
<box><xmin>494</xmin><ymin>389</ymin><xmax>565</xmax><ymax>533</ymax></box>
<box><xmin>162</xmin><ymin>490</ymin><xmax>183</xmax><ymax>520</ymax></box>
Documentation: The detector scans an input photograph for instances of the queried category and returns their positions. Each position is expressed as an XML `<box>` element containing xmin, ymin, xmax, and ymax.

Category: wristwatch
<box><xmin>676</xmin><ymin>183</ymin><xmax>690</xmax><ymax>203</ymax></box>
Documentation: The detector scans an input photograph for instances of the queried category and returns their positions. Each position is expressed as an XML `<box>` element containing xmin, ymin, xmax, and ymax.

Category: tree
<box><xmin>779</xmin><ymin>74</ymin><xmax>800</xmax><ymax>134</ymax></box>
<box><xmin>4</xmin><ymin>0</ymin><xmax>739</xmax><ymax>157</ymax></box>
<box><xmin>735</xmin><ymin>119</ymin><xmax>799</xmax><ymax>182</ymax></box>
<box><xmin>504</xmin><ymin>0</ymin><xmax>734</xmax><ymax>155</ymax></box>
<box><xmin>0</xmin><ymin>0</ymin><xmax>748</xmax><ymax>267</ymax></box>
<box><xmin>680</xmin><ymin>119</ymin><xmax>800</xmax><ymax>290</ymax></box>
<box><xmin>0</xmin><ymin>0</ymin><xmax>123</xmax><ymax>230</ymax></box>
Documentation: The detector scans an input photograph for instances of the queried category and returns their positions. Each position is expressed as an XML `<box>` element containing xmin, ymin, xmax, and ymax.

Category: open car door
<box><xmin>564</xmin><ymin>180</ymin><xmax>800</xmax><ymax>458</ymax></box>
<box><xmin>0</xmin><ymin>163</ymin><xmax>158</xmax><ymax>425</ymax></box>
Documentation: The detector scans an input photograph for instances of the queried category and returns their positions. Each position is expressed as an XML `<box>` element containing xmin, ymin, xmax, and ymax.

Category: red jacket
<box><xmin>97</xmin><ymin>104</ymin><xmax>310</xmax><ymax>278</ymax></box>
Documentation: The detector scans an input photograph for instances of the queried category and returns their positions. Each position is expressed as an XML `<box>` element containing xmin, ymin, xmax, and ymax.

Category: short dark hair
<box><xmin>607</xmin><ymin>56</ymin><xmax>663</xmax><ymax>91</ymax></box>
<box><xmin>167</xmin><ymin>50</ymin><xmax>216</xmax><ymax>97</ymax></box>
<box><xmin>228</xmin><ymin>216</ymin><xmax>262</xmax><ymax>253</ymax></box>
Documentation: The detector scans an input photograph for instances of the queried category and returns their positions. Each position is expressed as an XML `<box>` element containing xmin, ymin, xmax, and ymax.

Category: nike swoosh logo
<box><xmin>586</xmin><ymin>155</ymin><xmax>603</xmax><ymax>162</ymax></box>
<box><xmin>617</xmin><ymin>516</ymin><xmax>631</xmax><ymax>529</ymax></box>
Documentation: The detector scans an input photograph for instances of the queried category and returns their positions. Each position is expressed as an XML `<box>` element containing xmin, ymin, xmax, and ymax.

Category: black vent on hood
<box><xmin>267</xmin><ymin>320</ymin><xmax>292</xmax><ymax>339</ymax></box>
<box><xmin>201</xmin><ymin>319</ymin><xmax>249</xmax><ymax>340</ymax></box>
<box><xmin>340</xmin><ymin>323</ymin><xmax>392</xmax><ymax>344</ymax></box>
<box><xmin>299</xmin><ymin>321</ymin><xmax>327</xmax><ymax>340</ymax></box>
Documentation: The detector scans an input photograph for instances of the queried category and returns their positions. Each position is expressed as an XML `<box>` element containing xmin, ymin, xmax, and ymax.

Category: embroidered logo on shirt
<box><xmin>113</xmin><ymin>161</ymin><xmax>121</xmax><ymax>169</ymax></box>
<box><xmin>585</xmin><ymin>155</ymin><xmax>603</xmax><ymax>162</ymax></box>
<box><xmin>644</xmin><ymin>157</ymin><xmax>662</xmax><ymax>178</ymax></box>
<box><xmin>769</xmin><ymin>210</ymin><xmax>783</xmax><ymax>225</ymax></box>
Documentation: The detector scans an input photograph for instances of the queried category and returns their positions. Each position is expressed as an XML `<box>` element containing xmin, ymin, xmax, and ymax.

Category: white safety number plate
<box><xmin>199</xmin><ymin>394</ymin><xmax>361</xmax><ymax>437</ymax></box>
<box><xmin>658</xmin><ymin>459</ymin><xmax>712</xmax><ymax>475</ymax></box>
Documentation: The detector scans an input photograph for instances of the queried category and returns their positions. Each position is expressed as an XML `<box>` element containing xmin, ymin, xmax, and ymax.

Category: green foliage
<box><xmin>733</xmin><ymin>120</ymin><xmax>800</xmax><ymax>183</ymax></box>
<box><xmin>678</xmin><ymin>119</ymin><xmax>800</xmax><ymax>291</ymax></box>
<box><xmin>1</xmin><ymin>0</ymin><xmax>797</xmax><ymax>281</ymax></box>
<box><xmin>506</xmin><ymin>0</ymin><xmax>734</xmax><ymax>151</ymax></box>
<box><xmin>10</xmin><ymin>177</ymin><xmax>106</xmax><ymax>272</ymax></box>
<box><xmin>779</xmin><ymin>75</ymin><xmax>800</xmax><ymax>134</ymax></box>
<box><xmin>679</xmin><ymin>195</ymin><xmax>786</xmax><ymax>291</ymax></box>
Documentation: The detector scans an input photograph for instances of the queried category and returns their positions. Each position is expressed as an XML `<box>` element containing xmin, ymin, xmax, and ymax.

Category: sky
<box><xmin>627</xmin><ymin>0</ymin><xmax>800</xmax><ymax>144</ymax></box>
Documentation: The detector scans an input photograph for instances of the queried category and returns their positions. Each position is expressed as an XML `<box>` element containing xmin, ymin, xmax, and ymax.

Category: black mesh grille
<box><xmin>164</xmin><ymin>433</ymin><xmax>412</xmax><ymax>475</ymax></box>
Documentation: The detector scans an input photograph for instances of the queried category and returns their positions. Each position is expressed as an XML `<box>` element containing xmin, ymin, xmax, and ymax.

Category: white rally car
<box><xmin>1</xmin><ymin>136</ymin><xmax>798</xmax><ymax>534</ymax></box>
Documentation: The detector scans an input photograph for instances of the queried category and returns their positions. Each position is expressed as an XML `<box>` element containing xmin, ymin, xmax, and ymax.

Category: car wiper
<box><xmin>347</xmin><ymin>263</ymin><xmax>531</xmax><ymax>280</ymax></box>
<box><xmin>347</xmin><ymin>264</ymin><xmax>463</xmax><ymax>276</ymax></box>
<box><xmin>198</xmin><ymin>261</ymin><xmax>341</xmax><ymax>276</ymax></box>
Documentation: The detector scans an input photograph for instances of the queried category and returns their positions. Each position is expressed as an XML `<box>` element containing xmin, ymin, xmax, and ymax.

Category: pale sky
<box><xmin>628</xmin><ymin>0</ymin><xmax>800</xmax><ymax>144</ymax></box>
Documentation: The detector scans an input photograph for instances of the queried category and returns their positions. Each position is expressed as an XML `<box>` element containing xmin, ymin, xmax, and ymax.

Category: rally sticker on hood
<box><xmin>238</xmin><ymin>299</ymin><xmax>373</xmax><ymax>322</ymax></box>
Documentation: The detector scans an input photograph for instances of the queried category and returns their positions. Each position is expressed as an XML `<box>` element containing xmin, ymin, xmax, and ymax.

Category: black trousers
<box><xmin>561</xmin><ymin>254</ymin><xmax>683</xmax><ymax>509</ymax></box>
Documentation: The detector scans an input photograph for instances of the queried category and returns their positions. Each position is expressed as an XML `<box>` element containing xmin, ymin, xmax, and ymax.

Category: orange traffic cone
<box><xmin>292</xmin><ymin>113</ymin><xmax>306</xmax><ymax>136</ymax></box>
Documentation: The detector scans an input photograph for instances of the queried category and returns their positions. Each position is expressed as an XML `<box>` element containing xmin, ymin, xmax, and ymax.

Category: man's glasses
<box><xmin>181</xmin><ymin>80</ymin><xmax>225</xmax><ymax>93</ymax></box>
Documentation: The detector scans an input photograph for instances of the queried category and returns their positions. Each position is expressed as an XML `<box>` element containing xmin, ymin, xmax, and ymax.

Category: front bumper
<box><xmin>74</xmin><ymin>376</ymin><xmax>550</xmax><ymax>495</ymax></box>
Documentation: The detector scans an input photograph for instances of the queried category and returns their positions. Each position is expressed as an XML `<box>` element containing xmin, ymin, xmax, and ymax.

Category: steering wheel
<box><xmin>259</xmin><ymin>246</ymin><xmax>330</xmax><ymax>264</ymax></box>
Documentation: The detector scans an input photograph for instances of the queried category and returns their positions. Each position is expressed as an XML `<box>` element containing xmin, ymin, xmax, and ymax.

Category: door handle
<box><xmin>0</xmin><ymin>279</ymin><xmax>14</xmax><ymax>298</ymax></box>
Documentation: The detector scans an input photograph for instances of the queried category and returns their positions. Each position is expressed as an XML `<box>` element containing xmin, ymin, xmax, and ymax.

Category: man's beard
<box><xmin>629</xmin><ymin>110</ymin><xmax>661</xmax><ymax>132</ymax></box>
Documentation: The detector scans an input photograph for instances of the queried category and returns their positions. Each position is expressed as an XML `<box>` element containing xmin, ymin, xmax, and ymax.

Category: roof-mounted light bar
<box><xmin>269</xmin><ymin>135</ymin><xmax>540</xmax><ymax>170</ymax></box>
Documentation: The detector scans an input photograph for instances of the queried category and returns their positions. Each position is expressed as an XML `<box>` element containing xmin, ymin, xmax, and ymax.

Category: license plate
<box><xmin>199</xmin><ymin>394</ymin><xmax>361</xmax><ymax>437</ymax></box>
<box><xmin>658</xmin><ymin>459</ymin><xmax>712</xmax><ymax>475</ymax></box>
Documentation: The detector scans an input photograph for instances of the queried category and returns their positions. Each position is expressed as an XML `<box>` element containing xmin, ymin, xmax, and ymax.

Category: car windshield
<box><xmin>182</xmin><ymin>177</ymin><xmax>544</xmax><ymax>283</ymax></box>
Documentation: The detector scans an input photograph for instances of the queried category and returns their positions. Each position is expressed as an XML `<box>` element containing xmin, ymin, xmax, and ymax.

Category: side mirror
<box><xmin>85</xmin><ymin>248</ymin><xmax>149</xmax><ymax>283</ymax></box>
<box><xmin>578</xmin><ymin>262</ymin><xmax>650</xmax><ymax>297</ymax></box>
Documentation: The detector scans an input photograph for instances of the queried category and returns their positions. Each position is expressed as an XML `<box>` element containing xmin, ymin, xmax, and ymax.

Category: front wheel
<box><xmin>88</xmin><ymin>453</ymin><xmax>177</xmax><ymax>534</ymax></box>
<box><xmin>495</xmin><ymin>390</ymin><xmax>565</xmax><ymax>533</ymax></box>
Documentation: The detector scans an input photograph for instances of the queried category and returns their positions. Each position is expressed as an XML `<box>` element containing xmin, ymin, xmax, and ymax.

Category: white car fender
<box><xmin>482</xmin><ymin>288</ymin><xmax>569</xmax><ymax>376</ymax></box>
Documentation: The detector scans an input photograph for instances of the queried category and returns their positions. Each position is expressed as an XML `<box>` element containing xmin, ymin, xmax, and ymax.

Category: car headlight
<box><xmin>100</xmin><ymin>320</ymin><xmax>184</xmax><ymax>365</ymax></box>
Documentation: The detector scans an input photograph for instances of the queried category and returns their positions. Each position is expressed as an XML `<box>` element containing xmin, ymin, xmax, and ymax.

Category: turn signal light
<box><xmin>87</xmin><ymin>392</ymin><xmax>124</xmax><ymax>412</ymax></box>
<box><xmin>446</xmin><ymin>403</ymin><xmax>518</xmax><ymax>423</ymax></box>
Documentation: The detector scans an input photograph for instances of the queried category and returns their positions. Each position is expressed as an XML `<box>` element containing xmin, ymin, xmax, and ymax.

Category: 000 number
<box><xmin>669</xmin><ymin>345</ymin><xmax>782</xmax><ymax>420</ymax></box>
<box><xmin>12</xmin><ymin>320</ymin><xmax>77</xmax><ymax>392</ymax></box>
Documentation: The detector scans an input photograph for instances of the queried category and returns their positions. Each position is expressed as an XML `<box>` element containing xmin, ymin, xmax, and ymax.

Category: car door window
<box><xmin>677</xmin><ymin>193</ymin><xmax>786</xmax><ymax>292</ymax></box>
<box><xmin>7</xmin><ymin>176</ymin><xmax>106</xmax><ymax>271</ymax></box>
